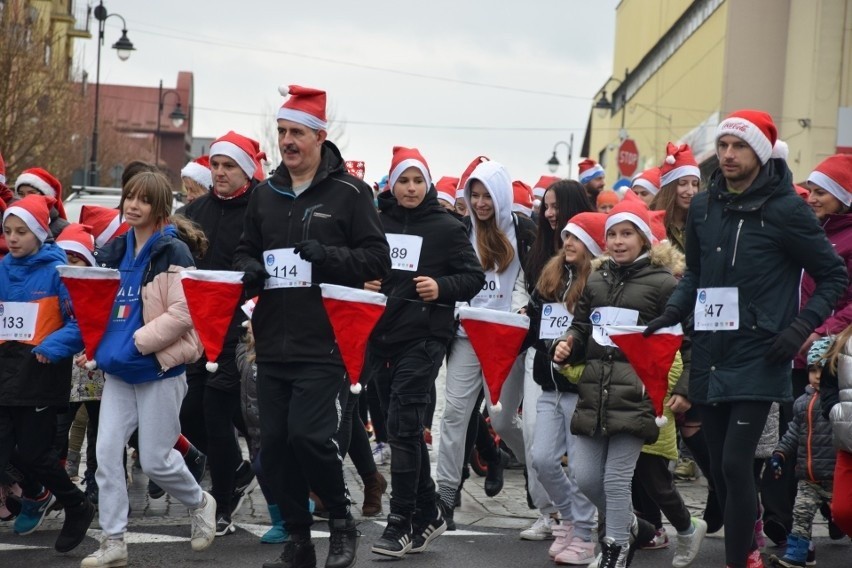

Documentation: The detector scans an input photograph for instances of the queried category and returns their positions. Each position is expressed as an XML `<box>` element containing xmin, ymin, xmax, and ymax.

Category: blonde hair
<box><xmin>828</xmin><ymin>326</ymin><xmax>852</xmax><ymax>373</ymax></box>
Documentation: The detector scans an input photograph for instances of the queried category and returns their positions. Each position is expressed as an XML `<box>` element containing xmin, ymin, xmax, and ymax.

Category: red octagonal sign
<box><xmin>617</xmin><ymin>138</ymin><xmax>639</xmax><ymax>178</ymax></box>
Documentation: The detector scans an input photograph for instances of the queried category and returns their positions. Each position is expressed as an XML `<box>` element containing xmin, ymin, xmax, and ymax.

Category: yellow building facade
<box><xmin>584</xmin><ymin>0</ymin><xmax>852</xmax><ymax>185</ymax></box>
<box><xmin>23</xmin><ymin>0</ymin><xmax>91</xmax><ymax>76</ymax></box>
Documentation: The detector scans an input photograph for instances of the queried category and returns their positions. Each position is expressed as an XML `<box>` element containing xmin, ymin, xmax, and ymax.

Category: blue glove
<box><xmin>768</xmin><ymin>453</ymin><xmax>784</xmax><ymax>479</ymax></box>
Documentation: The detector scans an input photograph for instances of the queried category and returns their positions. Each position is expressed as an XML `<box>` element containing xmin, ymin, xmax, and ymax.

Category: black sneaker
<box><xmin>216</xmin><ymin>515</ymin><xmax>235</xmax><ymax>536</ymax></box>
<box><xmin>371</xmin><ymin>513</ymin><xmax>412</xmax><ymax>558</ymax></box>
<box><xmin>410</xmin><ymin>506</ymin><xmax>447</xmax><ymax>554</ymax></box>
<box><xmin>82</xmin><ymin>471</ymin><xmax>99</xmax><ymax>506</ymax></box>
<box><xmin>54</xmin><ymin>497</ymin><xmax>95</xmax><ymax>553</ymax></box>
<box><xmin>438</xmin><ymin>500</ymin><xmax>456</xmax><ymax>531</ymax></box>
<box><xmin>484</xmin><ymin>448</ymin><xmax>508</xmax><ymax>497</ymax></box>
<box><xmin>148</xmin><ymin>479</ymin><xmax>165</xmax><ymax>500</ymax></box>
<box><xmin>230</xmin><ymin>460</ymin><xmax>256</xmax><ymax>516</ymax></box>
<box><xmin>185</xmin><ymin>446</ymin><xmax>208</xmax><ymax>484</ymax></box>
<box><xmin>327</xmin><ymin>518</ymin><xmax>359</xmax><ymax>568</ymax></box>
<box><xmin>262</xmin><ymin>536</ymin><xmax>316</xmax><ymax>568</ymax></box>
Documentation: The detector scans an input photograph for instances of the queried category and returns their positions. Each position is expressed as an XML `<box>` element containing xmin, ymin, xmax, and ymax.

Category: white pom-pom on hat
<box><xmin>771</xmin><ymin>140</ymin><xmax>789</xmax><ymax>160</ymax></box>
<box><xmin>655</xmin><ymin>415</ymin><xmax>669</xmax><ymax>427</ymax></box>
<box><xmin>665</xmin><ymin>154</ymin><xmax>676</xmax><ymax>165</ymax></box>
<box><xmin>350</xmin><ymin>383</ymin><xmax>363</xmax><ymax>394</ymax></box>
<box><xmin>206</xmin><ymin>361</ymin><xmax>219</xmax><ymax>373</ymax></box>
<box><xmin>85</xmin><ymin>360</ymin><xmax>98</xmax><ymax>370</ymax></box>
<box><xmin>278</xmin><ymin>85</ymin><xmax>290</xmax><ymax>96</ymax></box>
<box><xmin>491</xmin><ymin>401</ymin><xmax>503</xmax><ymax>413</ymax></box>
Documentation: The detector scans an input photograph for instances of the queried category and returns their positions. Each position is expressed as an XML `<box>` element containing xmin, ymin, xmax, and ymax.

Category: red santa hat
<box><xmin>435</xmin><ymin>176</ymin><xmax>459</xmax><ymax>205</ymax></box>
<box><xmin>57</xmin><ymin>265</ymin><xmax>122</xmax><ymax>369</ymax></box>
<box><xmin>648</xmin><ymin>210</ymin><xmax>668</xmax><ymax>243</ymax></box>
<box><xmin>15</xmin><ymin>167</ymin><xmax>67</xmax><ymax>220</ymax></box>
<box><xmin>458</xmin><ymin>306</ymin><xmax>529</xmax><ymax>412</ymax></box>
<box><xmin>715</xmin><ymin>109</ymin><xmax>778</xmax><ymax>165</ymax></box>
<box><xmin>794</xmin><ymin>184</ymin><xmax>810</xmax><ymax>200</ymax></box>
<box><xmin>561</xmin><ymin>212</ymin><xmax>607</xmax><ymax>257</ymax></box>
<box><xmin>344</xmin><ymin>161</ymin><xmax>366</xmax><ymax>180</ymax></box>
<box><xmin>457</xmin><ymin>156</ymin><xmax>490</xmax><ymax>198</ymax></box>
<box><xmin>808</xmin><ymin>154</ymin><xmax>852</xmax><ymax>207</ymax></box>
<box><xmin>80</xmin><ymin>205</ymin><xmax>129</xmax><ymax>247</ymax></box>
<box><xmin>532</xmin><ymin>175</ymin><xmax>560</xmax><ymax>199</ymax></box>
<box><xmin>632</xmin><ymin>167</ymin><xmax>662</xmax><ymax>196</ymax></box>
<box><xmin>3</xmin><ymin>194</ymin><xmax>54</xmax><ymax>243</ymax></box>
<box><xmin>56</xmin><ymin>223</ymin><xmax>96</xmax><ymax>267</ymax></box>
<box><xmin>209</xmin><ymin>131</ymin><xmax>267</xmax><ymax>182</ymax></box>
<box><xmin>180</xmin><ymin>270</ymin><xmax>246</xmax><ymax>372</ymax></box>
<box><xmin>605</xmin><ymin>198</ymin><xmax>653</xmax><ymax>244</ymax></box>
<box><xmin>320</xmin><ymin>284</ymin><xmax>387</xmax><ymax>394</ymax></box>
<box><xmin>241</xmin><ymin>296</ymin><xmax>259</xmax><ymax>321</ymax></box>
<box><xmin>578</xmin><ymin>159</ymin><xmax>605</xmax><ymax>185</ymax></box>
<box><xmin>607</xmin><ymin>324</ymin><xmax>684</xmax><ymax>426</ymax></box>
<box><xmin>388</xmin><ymin>146</ymin><xmax>431</xmax><ymax>191</ymax></box>
<box><xmin>277</xmin><ymin>85</ymin><xmax>328</xmax><ymax>131</ymax></box>
<box><xmin>512</xmin><ymin>181</ymin><xmax>534</xmax><ymax>217</ymax></box>
<box><xmin>180</xmin><ymin>155</ymin><xmax>212</xmax><ymax>189</ymax></box>
<box><xmin>0</xmin><ymin>150</ymin><xmax>6</xmax><ymax>185</ymax></box>
<box><xmin>660</xmin><ymin>143</ymin><xmax>700</xmax><ymax>187</ymax></box>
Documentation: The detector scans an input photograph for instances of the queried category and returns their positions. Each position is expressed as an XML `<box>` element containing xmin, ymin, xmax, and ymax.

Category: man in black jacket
<box><xmin>179</xmin><ymin>131</ymin><xmax>266</xmax><ymax>536</ymax></box>
<box><xmin>234</xmin><ymin>85</ymin><xmax>390</xmax><ymax>568</ymax></box>
<box><xmin>646</xmin><ymin>109</ymin><xmax>847</xmax><ymax>568</ymax></box>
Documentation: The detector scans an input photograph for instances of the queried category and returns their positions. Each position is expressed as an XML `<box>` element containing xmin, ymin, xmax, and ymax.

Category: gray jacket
<box><xmin>775</xmin><ymin>386</ymin><xmax>835</xmax><ymax>482</ymax></box>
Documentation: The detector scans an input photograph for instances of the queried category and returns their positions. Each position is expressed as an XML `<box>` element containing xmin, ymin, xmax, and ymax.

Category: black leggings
<box><xmin>700</xmin><ymin>401</ymin><xmax>771</xmax><ymax>568</ymax></box>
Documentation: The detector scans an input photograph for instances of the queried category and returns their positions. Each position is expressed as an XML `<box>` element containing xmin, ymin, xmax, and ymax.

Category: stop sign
<box><xmin>617</xmin><ymin>139</ymin><xmax>639</xmax><ymax>178</ymax></box>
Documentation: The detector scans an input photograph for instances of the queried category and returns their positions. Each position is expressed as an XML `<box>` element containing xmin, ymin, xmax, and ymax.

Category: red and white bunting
<box><xmin>180</xmin><ymin>270</ymin><xmax>245</xmax><ymax>372</ymax></box>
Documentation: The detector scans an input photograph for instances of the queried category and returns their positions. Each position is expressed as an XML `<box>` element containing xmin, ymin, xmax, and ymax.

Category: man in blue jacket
<box><xmin>646</xmin><ymin>109</ymin><xmax>847</xmax><ymax>568</ymax></box>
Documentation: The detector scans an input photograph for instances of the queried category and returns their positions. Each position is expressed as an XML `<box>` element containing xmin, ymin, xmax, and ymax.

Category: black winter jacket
<box><xmin>179</xmin><ymin>183</ymin><xmax>255</xmax><ymax>392</ymax></box>
<box><xmin>369</xmin><ymin>189</ymin><xmax>484</xmax><ymax>354</ymax></box>
<box><xmin>775</xmin><ymin>386</ymin><xmax>836</xmax><ymax>482</ymax></box>
<box><xmin>232</xmin><ymin>141</ymin><xmax>391</xmax><ymax>366</ymax></box>
<box><xmin>667</xmin><ymin>159</ymin><xmax>847</xmax><ymax>404</ymax></box>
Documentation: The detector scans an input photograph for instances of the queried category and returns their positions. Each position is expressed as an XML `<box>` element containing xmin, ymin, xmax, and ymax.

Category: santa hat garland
<box><xmin>458</xmin><ymin>306</ymin><xmax>530</xmax><ymax>412</ymax></box>
<box><xmin>607</xmin><ymin>325</ymin><xmax>683</xmax><ymax>426</ymax></box>
<box><xmin>605</xmin><ymin>198</ymin><xmax>654</xmax><ymax>244</ymax></box>
<box><xmin>209</xmin><ymin>131</ymin><xmax>267</xmax><ymax>182</ymax></box>
<box><xmin>56</xmin><ymin>224</ymin><xmax>97</xmax><ymax>267</ymax></box>
<box><xmin>631</xmin><ymin>167</ymin><xmax>662</xmax><ymax>196</ymax></box>
<box><xmin>715</xmin><ymin>109</ymin><xmax>778</xmax><ymax>165</ymax></box>
<box><xmin>3</xmin><ymin>194</ymin><xmax>55</xmax><ymax>243</ymax></box>
<box><xmin>277</xmin><ymin>85</ymin><xmax>328</xmax><ymax>130</ymax></box>
<box><xmin>532</xmin><ymin>175</ymin><xmax>560</xmax><ymax>199</ymax></box>
<box><xmin>180</xmin><ymin>270</ymin><xmax>245</xmax><ymax>372</ymax></box>
<box><xmin>808</xmin><ymin>154</ymin><xmax>852</xmax><ymax>207</ymax></box>
<box><xmin>512</xmin><ymin>181</ymin><xmax>534</xmax><ymax>216</ymax></box>
<box><xmin>181</xmin><ymin>156</ymin><xmax>212</xmax><ymax>189</ymax></box>
<box><xmin>344</xmin><ymin>161</ymin><xmax>366</xmax><ymax>180</ymax></box>
<box><xmin>578</xmin><ymin>159</ymin><xmax>605</xmax><ymax>185</ymax></box>
<box><xmin>659</xmin><ymin>143</ymin><xmax>700</xmax><ymax>187</ymax></box>
<box><xmin>457</xmin><ymin>156</ymin><xmax>490</xmax><ymax>196</ymax></box>
<box><xmin>389</xmin><ymin>146</ymin><xmax>431</xmax><ymax>191</ymax></box>
<box><xmin>241</xmin><ymin>296</ymin><xmax>259</xmax><ymax>322</ymax></box>
<box><xmin>320</xmin><ymin>284</ymin><xmax>387</xmax><ymax>393</ymax></box>
<box><xmin>56</xmin><ymin>265</ymin><xmax>121</xmax><ymax>369</ymax></box>
<box><xmin>435</xmin><ymin>176</ymin><xmax>459</xmax><ymax>205</ymax></box>
<box><xmin>561</xmin><ymin>212</ymin><xmax>608</xmax><ymax>257</ymax></box>
<box><xmin>80</xmin><ymin>205</ymin><xmax>129</xmax><ymax>247</ymax></box>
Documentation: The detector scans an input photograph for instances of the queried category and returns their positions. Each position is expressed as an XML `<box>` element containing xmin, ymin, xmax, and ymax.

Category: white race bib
<box><xmin>474</xmin><ymin>271</ymin><xmax>502</xmax><ymax>302</ymax></box>
<box><xmin>386</xmin><ymin>233</ymin><xmax>423</xmax><ymax>272</ymax></box>
<box><xmin>263</xmin><ymin>248</ymin><xmax>312</xmax><ymax>289</ymax></box>
<box><xmin>0</xmin><ymin>302</ymin><xmax>39</xmax><ymax>341</ymax></box>
<box><xmin>694</xmin><ymin>287</ymin><xmax>739</xmax><ymax>331</ymax></box>
<box><xmin>591</xmin><ymin>306</ymin><xmax>639</xmax><ymax>347</ymax></box>
<box><xmin>539</xmin><ymin>302</ymin><xmax>573</xmax><ymax>339</ymax></box>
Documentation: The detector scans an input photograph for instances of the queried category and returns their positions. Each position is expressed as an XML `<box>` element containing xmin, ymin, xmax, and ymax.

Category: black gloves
<box><xmin>643</xmin><ymin>305</ymin><xmax>683</xmax><ymax>337</ymax></box>
<box><xmin>242</xmin><ymin>266</ymin><xmax>269</xmax><ymax>296</ymax></box>
<box><xmin>765</xmin><ymin>317</ymin><xmax>811</xmax><ymax>365</ymax></box>
<box><xmin>294</xmin><ymin>240</ymin><xmax>327</xmax><ymax>265</ymax></box>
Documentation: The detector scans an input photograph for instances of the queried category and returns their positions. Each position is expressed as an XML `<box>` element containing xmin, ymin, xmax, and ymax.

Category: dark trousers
<box><xmin>701</xmin><ymin>401</ymin><xmax>771</xmax><ymax>567</ymax></box>
<box><xmin>634</xmin><ymin>453</ymin><xmax>691</xmax><ymax>532</ymax></box>
<box><xmin>367</xmin><ymin>381</ymin><xmax>388</xmax><ymax>444</ymax></box>
<box><xmin>55</xmin><ymin>400</ymin><xmax>100</xmax><ymax>473</ymax></box>
<box><xmin>204</xmin><ymin>385</ymin><xmax>245</xmax><ymax>516</ymax></box>
<box><xmin>179</xmin><ymin>364</ymin><xmax>208</xmax><ymax>453</ymax></box>
<box><xmin>0</xmin><ymin>406</ymin><xmax>85</xmax><ymax>507</ymax></box>
<box><xmin>258</xmin><ymin>362</ymin><xmax>351</xmax><ymax>534</ymax></box>
<box><xmin>369</xmin><ymin>339</ymin><xmax>444</xmax><ymax>518</ymax></box>
<box><xmin>337</xmin><ymin>389</ymin><xmax>378</xmax><ymax>479</ymax></box>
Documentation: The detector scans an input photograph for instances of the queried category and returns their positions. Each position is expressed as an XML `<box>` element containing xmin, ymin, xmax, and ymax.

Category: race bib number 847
<box><xmin>694</xmin><ymin>287</ymin><xmax>739</xmax><ymax>331</ymax></box>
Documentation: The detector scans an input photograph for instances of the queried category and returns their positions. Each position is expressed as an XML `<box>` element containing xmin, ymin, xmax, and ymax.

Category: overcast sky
<box><xmin>77</xmin><ymin>1</ymin><xmax>619</xmax><ymax>186</ymax></box>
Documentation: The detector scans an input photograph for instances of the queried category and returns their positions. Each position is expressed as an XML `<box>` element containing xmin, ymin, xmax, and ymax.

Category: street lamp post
<box><xmin>154</xmin><ymin>79</ymin><xmax>188</xmax><ymax>168</ymax></box>
<box><xmin>546</xmin><ymin>134</ymin><xmax>574</xmax><ymax>177</ymax></box>
<box><xmin>594</xmin><ymin>69</ymin><xmax>630</xmax><ymax>140</ymax></box>
<box><xmin>87</xmin><ymin>1</ymin><xmax>135</xmax><ymax>188</ymax></box>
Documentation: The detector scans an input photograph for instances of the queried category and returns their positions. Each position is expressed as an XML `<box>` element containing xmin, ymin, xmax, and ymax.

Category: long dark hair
<box><xmin>525</xmin><ymin>180</ymin><xmax>593</xmax><ymax>285</ymax></box>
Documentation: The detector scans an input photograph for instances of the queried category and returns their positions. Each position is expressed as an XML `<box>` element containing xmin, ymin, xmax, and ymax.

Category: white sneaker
<box><xmin>520</xmin><ymin>514</ymin><xmax>555</xmax><ymax>541</ymax></box>
<box><xmin>81</xmin><ymin>538</ymin><xmax>128</xmax><ymax>568</ymax></box>
<box><xmin>190</xmin><ymin>491</ymin><xmax>216</xmax><ymax>552</ymax></box>
<box><xmin>372</xmin><ymin>442</ymin><xmax>390</xmax><ymax>465</ymax></box>
<box><xmin>672</xmin><ymin>517</ymin><xmax>707</xmax><ymax>568</ymax></box>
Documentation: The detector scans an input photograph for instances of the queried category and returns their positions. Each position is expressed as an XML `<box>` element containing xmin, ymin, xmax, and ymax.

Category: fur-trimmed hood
<box><xmin>590</xmin><ymin>240</ymin><xmax>685</xmax><ymax>276</ymax></box>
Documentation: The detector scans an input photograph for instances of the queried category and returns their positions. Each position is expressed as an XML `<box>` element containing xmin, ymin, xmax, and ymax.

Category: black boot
<box><xmin>263</xmin><ymin>534</ymin><xmax>316</xmax><ymax>568</ymax></box>
<box><xmin>325</xmin><ymin>518</ymin><xmax>359</xmax><ymax>568</ymax></box>
<box><xmin>484</xmin><ymin>448</ymin><xmax>508</xmax><ymax>497</ymax></box>
<box><xmin>54</xmin><ymin>497</ymin><xmax>95</xmax><ymax>553</ymax></box>
<box><xmin>185</xmin><ymin>444</ymin><xmax>208</xmax><ymax>483</ymax></box>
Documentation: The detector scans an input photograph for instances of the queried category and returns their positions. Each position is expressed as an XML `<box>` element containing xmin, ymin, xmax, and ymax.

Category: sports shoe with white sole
<box><xmin>81</xmin><ymin>538</ymin><xmax>128</xmax><ymax>568</ymax></box>
<box><xmin>190</xmin><ymin>491</ymin><xmax>216</xmax><ymax>551</ymax></box>
<box><xmin>519</xmin><ymin>514</ymin><xmax>555</xmax><ymax>541</ymax></box>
